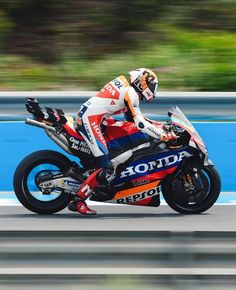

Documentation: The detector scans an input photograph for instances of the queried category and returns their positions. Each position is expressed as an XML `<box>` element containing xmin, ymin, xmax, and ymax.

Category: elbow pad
<box><xmin>134</xmin><ymin>115</ymin><xmax>163</xmax><ymax>140</ymax></box>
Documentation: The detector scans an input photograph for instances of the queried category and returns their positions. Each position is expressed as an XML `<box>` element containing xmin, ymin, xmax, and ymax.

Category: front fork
<box><xmin>182</xmin><ymin>174</ymin><xmax>195</xmax><ymax>194</ymax></box>
<box><xmin>174</xmin><ymin>161</ymin><xmax>207</xmax><ymax>195</ymax></box>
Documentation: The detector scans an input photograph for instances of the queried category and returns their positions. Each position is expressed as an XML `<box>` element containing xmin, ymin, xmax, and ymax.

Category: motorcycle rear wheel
<box><xmin>14</xmin><ymin>150</ymin><xmax>73</xmax><ymax>214</ymax></box>
<box><xmin>162</xmin><ymin>165</ymin><xmax>221</xmax><ymax>214</ymax></box>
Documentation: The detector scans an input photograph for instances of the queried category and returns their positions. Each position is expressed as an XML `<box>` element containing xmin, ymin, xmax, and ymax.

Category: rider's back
<box><xmin>83</xmin><ymin>75</ymin><xmax>139</xmax><ymax>117</ymax></box>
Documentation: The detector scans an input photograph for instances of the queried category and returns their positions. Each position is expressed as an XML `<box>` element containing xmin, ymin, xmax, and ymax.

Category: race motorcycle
<box><xmin>13</xmin><ymin>98</ymin><xmax>221</xmax><ymax>215</ymax></box>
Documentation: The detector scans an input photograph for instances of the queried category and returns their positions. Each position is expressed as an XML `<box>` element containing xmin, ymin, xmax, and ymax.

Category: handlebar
<box><xmin>163</xmin><ymin>121</ymin><xmax>184</xmax><ymax>135</ymax></box>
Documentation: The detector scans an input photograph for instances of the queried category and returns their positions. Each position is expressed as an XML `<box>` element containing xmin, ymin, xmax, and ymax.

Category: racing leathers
<box><xmin>72</xmin><ymin>75</ymin><xmax>170</xmax><ymax>215</ymax></box>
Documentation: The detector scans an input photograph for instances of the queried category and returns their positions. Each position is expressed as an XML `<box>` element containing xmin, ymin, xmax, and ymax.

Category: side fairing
<box><xmin>112</xmin><ymin>147</ymin><xmax>194</xmax><ymax>185</ymax></box>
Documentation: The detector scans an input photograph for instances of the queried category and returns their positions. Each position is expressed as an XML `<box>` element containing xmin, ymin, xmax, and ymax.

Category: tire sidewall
<box><xmin>162</xmin><ymin>165</ymin><xmax>221</xmax><ymax>214</ymax></box>
<box><xmin>14</xmin><ymin>150</ymin><xmax>73</xmax><ymax>214</ymax></box>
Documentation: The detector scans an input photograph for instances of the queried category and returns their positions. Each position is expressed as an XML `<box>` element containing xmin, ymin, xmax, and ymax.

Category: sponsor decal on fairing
<box><xmin>116</xmin><ymin>185</ymin><xmax>161</xmax><ymax>204</ymax></box>
<box><xmin>120</xmin><ymin>149</ymin><xmax>193</xmax><ymax>178</ymax></box>
<box><xmin>69</xmin><ymin>136</ymin><xmax>91</xmax><ymax>154</ymax></box>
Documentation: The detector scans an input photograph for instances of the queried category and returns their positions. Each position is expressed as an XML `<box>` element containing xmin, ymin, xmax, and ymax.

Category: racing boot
<box><xmin>68</xmin><ymin>197</ymin><xmax>96</xmax><ymax>215</ymax></box>
<box><xmin>68</xmin><ymin>160</ymin><xmax>114</xmax><ymax>215</ymax></box>
<box><xmin>77</xmin><ymin>200</ymin><xmax>97</xmax><ymax>215</ymax></box>
<box><xmin>68</xmin><ymin>168</ymin><xmax>102</xmax><ymax>215</ymax></box>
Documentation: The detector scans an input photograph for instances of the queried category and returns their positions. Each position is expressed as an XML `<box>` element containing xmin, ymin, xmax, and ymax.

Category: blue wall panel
<box><xmin>0</xmin><ymin>122</ymin><xmax>235</xmax><ymax>192</ymax></box>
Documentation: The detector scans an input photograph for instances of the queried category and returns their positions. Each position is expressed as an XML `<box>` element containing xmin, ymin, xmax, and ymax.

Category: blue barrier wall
<box><xmin>0</xmin><ymin>122</ymin><xmax>235</xmax><ymax>192</ymax></box>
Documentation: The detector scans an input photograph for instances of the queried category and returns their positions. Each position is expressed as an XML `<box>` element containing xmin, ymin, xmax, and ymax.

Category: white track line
<box><xmin>0</xmin><ymin>192</ymin><xmax>236</xmax><ymax>206</ymax></box>
<box><xmin>0</xmin><ymin>200</ymin><xmax>236</xmax><ymax>206</ymax></box>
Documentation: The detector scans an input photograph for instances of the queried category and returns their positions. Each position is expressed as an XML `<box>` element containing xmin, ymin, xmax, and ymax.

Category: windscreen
<box><xmin>168</xmin><ymin>107</ymin><xmax>207</xmax><ymax>154</ymax></box>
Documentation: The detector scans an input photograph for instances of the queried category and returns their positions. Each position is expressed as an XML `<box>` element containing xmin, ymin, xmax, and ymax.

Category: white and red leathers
<box><xmin>72</xmin><ymin>75</ymin><xmax>167</xmax><ymax>215</ymax></box>
<box><xmin>77</xmin><ymin>75</ymin><xmax>164</xmax><ymax>157</ymax></box>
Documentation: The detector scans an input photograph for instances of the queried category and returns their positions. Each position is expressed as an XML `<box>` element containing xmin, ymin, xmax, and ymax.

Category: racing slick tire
<box><xmin>162</xmin><ymin>165</ymin><xmax>221</xmax><ymax>214</ymax></box>
<box><xmin>14</xmin><ymin>150</ymin><xmax>73</xmax><ymax>214</ymax></box>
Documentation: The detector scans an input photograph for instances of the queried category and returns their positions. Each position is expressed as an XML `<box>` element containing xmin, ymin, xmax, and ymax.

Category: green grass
<box><xmin>0</xmin><ymin>26</ymin><xmax>236</xmax><ymax>91</ymax></box>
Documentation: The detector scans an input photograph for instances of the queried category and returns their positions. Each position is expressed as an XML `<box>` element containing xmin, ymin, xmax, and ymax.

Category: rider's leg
<box><xmin>68</xmin><ymin>156</ymin><xmax>114</xmax><ymax>215</ymax></box>
<box><xmin>75</xmin><ymin>157</ymin><xmax>114</xmax><ymax>215</ymax></box>
<box><xmin>68</xmin><ymin>114</ymin><xmax>113</xmax><ymax>215</ymax></box>
<box><xmin>71</xmin><ymin>168</ymin><xmax>102</xmax><ymax>215</ymax></box>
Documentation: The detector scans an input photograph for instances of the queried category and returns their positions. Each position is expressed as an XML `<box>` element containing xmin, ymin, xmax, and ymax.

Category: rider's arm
<box><xmin>124</xmin><ymin>89</ymin><xmax>164</xmax><ymax>140</ymax></box>
<box><xmin>144</xmin><ymin>117</ymin><xmax>163</xmax><ymax>126</ymax></box>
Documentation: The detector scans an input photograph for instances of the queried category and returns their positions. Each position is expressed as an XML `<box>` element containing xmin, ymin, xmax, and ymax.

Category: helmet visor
<box><xmin>149</xmin><ymin>81</ymin><xmax>158</xmax><ymax>98</ymax></box>
<box><xmin>143</xmin><ymin>84</ymin><xmax>158</xmax><ymax>102</ymax></box>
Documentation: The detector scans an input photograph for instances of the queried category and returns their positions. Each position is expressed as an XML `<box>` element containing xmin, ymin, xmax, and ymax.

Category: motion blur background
<box><xmin>0</xmin><ymin>0</ymin><xmax>236</xmax><ymax>91</ymax></box>
<box><xmin>1</xmin><ymin>1</ymin><xmax>236</xmax><ymax>290</ymax></box>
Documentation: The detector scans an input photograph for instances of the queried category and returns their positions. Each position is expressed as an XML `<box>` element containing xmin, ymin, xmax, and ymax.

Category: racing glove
<box><xmin>160</xmin><ymin>131</ymin><xmax>177</xmax><ymax>142</ymax></box>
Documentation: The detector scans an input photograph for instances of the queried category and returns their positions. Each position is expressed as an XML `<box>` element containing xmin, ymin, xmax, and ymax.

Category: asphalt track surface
<box><xmin>0</xmin><ymin>204</ymin><xmax>235</xmax><ymax>232</ymax></box>
<box><xmin>1</xmin><ymin>204</ymin><xmax>236</xmax><ymax>290</ymax></box>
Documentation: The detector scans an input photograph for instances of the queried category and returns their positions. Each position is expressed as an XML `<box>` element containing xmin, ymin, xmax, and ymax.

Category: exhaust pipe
<box><xmin>25</xmin><ymin>118</ymin><xmax>72</xmax><ymax>154</ymax></box>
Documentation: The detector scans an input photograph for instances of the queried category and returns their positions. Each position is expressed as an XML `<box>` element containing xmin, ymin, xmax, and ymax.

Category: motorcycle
<box><xmin>13</xmin><ymin>98</ymin><xmax>221</xmax><ymax>214</ymax></box>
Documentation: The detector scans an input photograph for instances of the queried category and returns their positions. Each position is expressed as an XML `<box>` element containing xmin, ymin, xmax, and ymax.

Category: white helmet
<box><xmin>129</xmin><ymin>68</ymin><xmax>158</xmax><ymax>102</ymax></box>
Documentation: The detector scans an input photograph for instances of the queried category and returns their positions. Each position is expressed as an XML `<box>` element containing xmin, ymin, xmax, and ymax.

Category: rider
<box><xmin>69</xmin><ymin>68</ymin><xmax>176</xmax><ymax>215</ymax></box>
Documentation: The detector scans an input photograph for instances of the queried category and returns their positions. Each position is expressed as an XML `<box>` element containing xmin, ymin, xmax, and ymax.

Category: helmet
<box><xmin>129</xmin><ymin>68</ymin><xmax>158</xmax><ymax>102</ymax></box>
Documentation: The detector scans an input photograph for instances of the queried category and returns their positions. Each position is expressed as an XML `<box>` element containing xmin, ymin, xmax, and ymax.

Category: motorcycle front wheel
<box><xmin>14</xmin><ymin>150</ymin><xmax>73</xmax><ymax>214</ymax></box>
<box><xmin>161</xmin><ymin>165</ymin><xmax>221</xmax><ymax>214</ymax></box>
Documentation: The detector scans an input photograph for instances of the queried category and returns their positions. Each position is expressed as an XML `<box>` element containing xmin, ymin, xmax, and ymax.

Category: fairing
<box><xmin>168</xmin><ymin>106</ymin><xmax>207</xmax><ymax>155</ymax></box>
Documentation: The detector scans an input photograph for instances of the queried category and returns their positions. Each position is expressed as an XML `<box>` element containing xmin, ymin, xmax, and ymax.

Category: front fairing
<box><xmin>168</xmin><ymin>107</ymin><xmax>211</xmax><ymax>165</ymax></box>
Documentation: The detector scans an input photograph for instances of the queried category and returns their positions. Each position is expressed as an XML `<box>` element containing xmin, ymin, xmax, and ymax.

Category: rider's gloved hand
<box><xmin>160</xmin><ymin>131</ymin><xmax>177</xmax><ymax>142</ymax></box>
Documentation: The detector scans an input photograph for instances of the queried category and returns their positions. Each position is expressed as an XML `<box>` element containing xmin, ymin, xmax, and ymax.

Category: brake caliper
<box><xmin>183</xmin><ymin>174</ymin><xmax>195</xmax><ymax>194</ymax></box>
